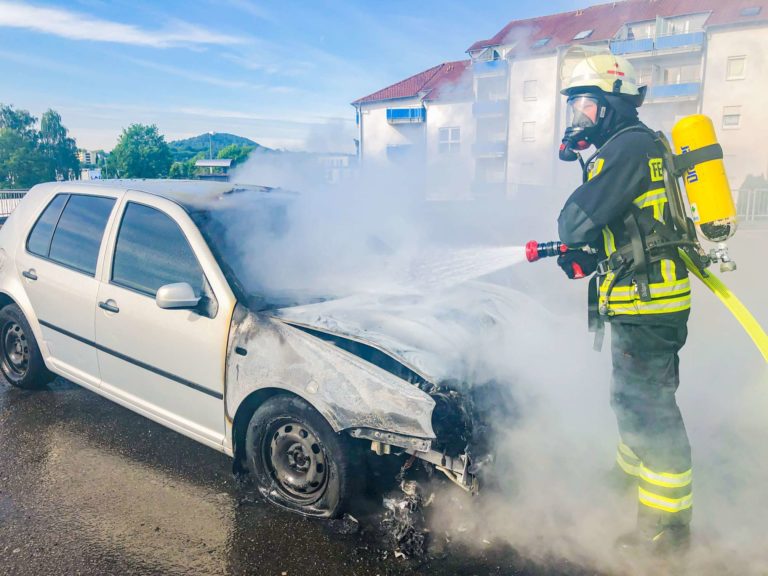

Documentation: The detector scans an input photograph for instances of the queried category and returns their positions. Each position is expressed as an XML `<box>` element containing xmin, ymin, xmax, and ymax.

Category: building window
<box><xmin>439</xmin><ymin>127</ymin><xmax>461</xmax><ymax>153</ymax></box>
<box><xmin>621</xmin><ymin>20</ymin><xmax>655</xmax><ymax>40</ymax></box>
<box><xmin>727</xmin><ymin>56</ymin><xmax>747</xmax><ymax>80</ymax></box>
<box><xmin>523</xmin><ymin>80</ymin><xmax>537</xmax><ymax>101</ymax></box>
<box><xmin>740</xmin><ymin>6</ymin><xmax>762</xmax><ymax>17</ymax></box>
<box><xmin>635</xmin><ymin>66</ymin><xmax>654</xmax><ymax>86</ymax></box>
<box><xmin>522</xmin><ymin>122</ymin><xmax>536</xmax><ymax>142</ymax></box>
<box><xmin>662</xmin><ymin>64</ymin><xmax>700</xmax><ymax>84</ymax></box>
<box><xmin>573</xmin><ymin>29</ymin><xmax>593</xmax><ymax>40</ymax></box>
<box><xmin>722</xmin><ymin>106</ymin><xmax>742</xmax><ymax>129</ymax></box>
<box><xmin>531</xmin><ymin>37</ymin><xmax>550</xmax><ymax>48</ymax></box>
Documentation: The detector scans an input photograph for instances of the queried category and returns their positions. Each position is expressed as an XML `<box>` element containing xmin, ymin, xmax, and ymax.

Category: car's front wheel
<box><xmin>245</xmin><ymin>395</ymin><xmax>357</xmax><ymax>518</ymax></box>
<box><xmin>0</xmin><ymin>303</ymin><xmax>53</xmax><ymax>389</ymax></box>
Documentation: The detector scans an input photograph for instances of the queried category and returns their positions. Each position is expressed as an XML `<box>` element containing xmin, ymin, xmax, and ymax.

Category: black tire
<box><xmin>0</xmin><ymin>303</ymin><xmax>53</xmax><ymax>389</ymax></box>
<box><xmin>245</xmin><ymin>395</ymin><xmax>357</xmax><ymax>518</ymax></box>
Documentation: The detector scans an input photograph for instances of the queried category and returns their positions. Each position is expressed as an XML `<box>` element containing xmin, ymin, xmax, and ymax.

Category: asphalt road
<box><xmin>0</xmin><ymin>377</ymin><xmax>591</xmax><ymax>576</ymax></box>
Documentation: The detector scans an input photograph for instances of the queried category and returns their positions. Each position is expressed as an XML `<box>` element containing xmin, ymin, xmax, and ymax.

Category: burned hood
<box><xmin>269</xmin><ymin>281</ymin><xmax>552</xmax><ymax>383</ymax></box>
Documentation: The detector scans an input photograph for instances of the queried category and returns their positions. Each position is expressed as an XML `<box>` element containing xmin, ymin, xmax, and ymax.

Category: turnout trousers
<box><xmin>610</xmin><ymin>320</ymin><xmax>692</xmax><ymax>527</ymax></box>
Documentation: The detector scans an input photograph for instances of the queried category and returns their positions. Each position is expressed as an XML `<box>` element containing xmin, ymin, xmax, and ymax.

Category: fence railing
<box><xmin>737</xmin><ymin>187</ymin><xmax>768</xmax><ymax>225</ymax></box>
<box><xmin>0</xmin><ymin>191</ymin><xmax>27</xmax><ymax>216</ymax></box>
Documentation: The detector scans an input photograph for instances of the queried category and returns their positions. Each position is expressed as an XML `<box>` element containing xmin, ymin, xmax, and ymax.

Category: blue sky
<box><xmin>0</xmin><ymin>0</ymin><xmax>598</xmax><ymax>152</ymax></box>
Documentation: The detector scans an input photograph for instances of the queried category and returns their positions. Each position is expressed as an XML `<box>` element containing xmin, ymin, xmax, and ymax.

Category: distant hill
<box><xmin>169</xmin><ymin>133</ymin><xmax>271</xmax><ymax>162</ymax></box>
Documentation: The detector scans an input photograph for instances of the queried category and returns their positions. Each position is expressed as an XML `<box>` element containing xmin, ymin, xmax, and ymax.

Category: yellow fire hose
<box><xmin>680</xmin><ymin>251</ymin><xmax>768</xmax><ymax>363</ymax></box>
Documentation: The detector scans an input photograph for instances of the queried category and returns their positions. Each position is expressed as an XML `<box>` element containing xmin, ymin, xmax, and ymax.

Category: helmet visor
<box><xmin>567</xmin><ymin>95</ymin><xmax>600</xmax><ymax>128</ymax></box>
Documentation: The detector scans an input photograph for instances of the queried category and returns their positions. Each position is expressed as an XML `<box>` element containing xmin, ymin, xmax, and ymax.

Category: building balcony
<box><xmin>610</xmin><ymin>38</ymin><xmax>654</xmax><ymax>54</ymax></box>
<box><xmin>647</xmin><ymin>81</ymin><xmax>701</xmax><ymax>101</ymax></box>
<box><xmin>655</xmin><ymin>31</ymin><xmax>705</xmax><ymax>51</ymax></box>
<box><xmin>386</xmin><ymin>107</ymin><xmax>426</xmax><ymax>124</ymax></box>
<box><xmin>610</xmin><ymin>31</ymin><xmax>704</xmax><ymax>55</ymax></box>
<box><xmin>472</xmin><ymin>99</ymin><xmax>508</xmax><ymax>117</ymax></box>
<box><xmin>473</xmin><ymin>59</ymin><xmax>508</xmax><ymax>77</ymax></box>
<box><xmin>472</xmin><ymin>141</ymin><xmax>507</xmax><ymax>158</ymax></box>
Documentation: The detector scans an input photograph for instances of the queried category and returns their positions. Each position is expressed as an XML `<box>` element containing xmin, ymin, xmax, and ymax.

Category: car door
<box><xmin>15</xmin><ymin>191</ymin><xmax>119</xmax><ymax>387</ymax></box>
<box><xmin>94</xmin><ymin>193</ymin><xmax>232</xmax><ymax>448</ymax></box>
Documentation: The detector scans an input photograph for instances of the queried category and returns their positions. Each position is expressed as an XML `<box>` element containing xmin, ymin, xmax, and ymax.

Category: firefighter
<box><xmin>556</xmin><ymin>51</ymin><xmax>693</xmax><ymax>554</ymax></box>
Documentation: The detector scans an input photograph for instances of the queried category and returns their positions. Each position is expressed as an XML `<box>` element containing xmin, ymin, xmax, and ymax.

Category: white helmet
<box><xmin>560</xmin><ymin>46</ymin><xmax>646</xmax><ymax>104</ymax></box>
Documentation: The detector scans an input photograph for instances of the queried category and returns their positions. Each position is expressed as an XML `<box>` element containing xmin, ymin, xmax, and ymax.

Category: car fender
<box><xmin>0</xmin><ymin>185</ymin><xmax>57</xmax><ymax>362</ymax></box>
<box><xmin>225</xmin><ymin>304</ymin><xmax>436</xmax><ymax>440</ymax></box>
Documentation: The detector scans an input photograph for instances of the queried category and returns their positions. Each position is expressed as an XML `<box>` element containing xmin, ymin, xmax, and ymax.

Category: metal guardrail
<box><xmin>0</xmin><ymin>191</ymin><xmax>26</xmax><ymax>216</ymax></box>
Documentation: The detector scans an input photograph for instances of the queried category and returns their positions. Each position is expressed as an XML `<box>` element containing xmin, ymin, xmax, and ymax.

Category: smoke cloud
<box><xmin>222</xmin><ymin>62</ymin><xmax>768</xmax><ymax>575</ymax></box>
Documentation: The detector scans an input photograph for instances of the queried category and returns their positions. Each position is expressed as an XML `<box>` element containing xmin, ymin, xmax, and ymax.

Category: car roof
<box><xmin>40</xmin><ymin>179</ymin><xmax>292</xmax><ymax>211</ymax></box>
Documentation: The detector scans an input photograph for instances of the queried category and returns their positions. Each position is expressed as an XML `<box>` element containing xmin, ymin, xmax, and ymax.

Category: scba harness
<box><xmin>585</xmin><ymin>124</ymin><xmax>723</xmax><ymax>349</ymax></box>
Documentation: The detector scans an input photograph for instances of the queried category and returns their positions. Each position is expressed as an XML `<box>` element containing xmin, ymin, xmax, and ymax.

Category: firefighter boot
<box><xmin>615</xmin><ymin>507</ymin><xmax>691</xmax><ymax>557</ymax></box>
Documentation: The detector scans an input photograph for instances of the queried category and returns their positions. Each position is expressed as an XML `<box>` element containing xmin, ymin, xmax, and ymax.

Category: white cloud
<box><xmin>120</xmin><ymin>56</ymin><xmax>256</xmax><ymax>89</ymax></box>
<box><xmin>0</xmin><ymin>1</ymin><xmax>247</xmax><ymax>48</ymax></box>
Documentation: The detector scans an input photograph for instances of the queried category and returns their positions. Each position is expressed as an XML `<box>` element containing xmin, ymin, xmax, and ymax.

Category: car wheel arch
<box><xmin>231</xmin><ymin>387</ymin><xmax>344</xmax><ymax>476</ymax></box>
<box><xmin>0</xmin><ymin>291</ymin><xmax>17</xmax><ymax>312</ymax></box>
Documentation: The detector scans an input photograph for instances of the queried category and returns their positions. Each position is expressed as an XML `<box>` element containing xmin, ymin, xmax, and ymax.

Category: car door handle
<box><xmin>22</xmin><ymin>269</ymin><xmax>37</xmax><ymax>281</ymax></box>
<box><xmin>98</xmin><ymin>300</ymin><xmax>120</xmax><ymax>313</ymax></box>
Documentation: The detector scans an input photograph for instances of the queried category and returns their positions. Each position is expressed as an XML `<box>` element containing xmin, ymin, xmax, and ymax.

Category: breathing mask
<box><xmin>559</xmin><ymin>94</ymin><xmax>607</xmax><ymax>162</ymax></box>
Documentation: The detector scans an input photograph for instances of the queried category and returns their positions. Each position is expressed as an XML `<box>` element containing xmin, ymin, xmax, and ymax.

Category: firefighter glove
<box><xmin>557</xmin><ymin>250</ymin><xmax>598</xmax><ymax>279</ymax></box>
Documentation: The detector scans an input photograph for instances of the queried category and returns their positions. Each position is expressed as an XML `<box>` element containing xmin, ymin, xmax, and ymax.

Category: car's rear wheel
<box><xmin>245</xmin><ymin>395</ymin><xmax>357</xmax><ymax>518</ymax></box>
<box><xmin>0</xmin><ymin>303</ymin><xmax>53</xmax><ymax>389</ymax></box>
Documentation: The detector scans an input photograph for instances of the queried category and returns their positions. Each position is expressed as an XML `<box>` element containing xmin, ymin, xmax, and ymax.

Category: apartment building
<box><xmin>353</xmin><ymin>0</ymin><xmax>768</xmax><ymax>211</ymax></box>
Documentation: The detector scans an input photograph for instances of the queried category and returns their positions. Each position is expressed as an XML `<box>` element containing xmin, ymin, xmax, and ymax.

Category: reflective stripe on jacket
<box><xmin>558</xmin><ymin>125</ymin><xmax>690</xmax><ymax>322</ymax></box>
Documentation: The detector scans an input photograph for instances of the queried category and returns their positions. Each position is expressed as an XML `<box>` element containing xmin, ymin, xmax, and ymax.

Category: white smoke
<box><xmin>223</xmin><ymin>58</ymin><xmax>768</xmax><ymax>576</ymax></box>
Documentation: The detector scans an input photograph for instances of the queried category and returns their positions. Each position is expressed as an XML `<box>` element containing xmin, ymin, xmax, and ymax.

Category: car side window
<box><xmin>48</xmin><ymin>195</ymin><xmax>116</xmax><ymax>276</ymax></box>
<box><xmin>111</xmin><ymin>202</ymin><xmax>204</xmax><ymax>297</ymax></box>
<box><xmin>26</xmin><ymin>194</ymin><xmax>69</xmax><ymax>258</ymax></box>
<box><xmin>27</xmin><ymin>194</ymin><xmax>116</xmax><ymax>277</ymax></box>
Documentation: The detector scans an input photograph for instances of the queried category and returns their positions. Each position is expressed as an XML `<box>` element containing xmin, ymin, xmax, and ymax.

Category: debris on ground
<box><xmin>381</xmin><ymin>479</ymin><xmax>429</xmax><ymax>559</ymax></box>
<box><xmin>327</xmin><ymin>513</ymin><xmax>360</xmax><ymax>535</ymax></box>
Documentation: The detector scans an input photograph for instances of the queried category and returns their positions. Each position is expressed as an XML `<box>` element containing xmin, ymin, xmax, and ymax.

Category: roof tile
<box><xmin>352</xmin><ymin>60</ymin><xmax>471</xmax><ymax>105</ymax></box>
<box><xmin>467</xmin><ymin>0</ymin><xmax>768</xmax><ymax>54</ymax></box>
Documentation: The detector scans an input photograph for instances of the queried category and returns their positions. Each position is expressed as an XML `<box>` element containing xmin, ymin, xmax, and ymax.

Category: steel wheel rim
<box><xmin>2</xmin><ymin>321</ymin><xmax>29</xmax><ymax>378</ymax></box>
<box><xmin>265</xmin><ymin>418</ymin><xmax>328</xmax><ymax>502</ymax></box>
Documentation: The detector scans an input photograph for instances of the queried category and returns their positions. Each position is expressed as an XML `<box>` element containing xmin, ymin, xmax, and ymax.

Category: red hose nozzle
<box><xmin>526</xmin><ymin>240</ymin><xmax>568</xmax><ymax>262</ymax></box>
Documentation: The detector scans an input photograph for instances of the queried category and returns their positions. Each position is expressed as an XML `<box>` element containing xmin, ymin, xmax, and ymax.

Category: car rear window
<box><xmin>48</xmin><ymin>195</ymin><xmax>116</xmax><ymax>276</ymax></box>
<box><xmin>27</xmin><ymin>194</ymin><xmax>69</xmax><ymax>258</ymax></box>
<box><xmin>111</xmin><ymin>202</ymin><xmax>204</xmax><ymax>297</ymax></box>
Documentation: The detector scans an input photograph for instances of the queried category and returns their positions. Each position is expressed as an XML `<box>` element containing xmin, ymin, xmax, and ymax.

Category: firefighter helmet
<box><xmin>561</xmin><ymin>53</ymin><xmax>641</xmax><ymax>97</ymax></box>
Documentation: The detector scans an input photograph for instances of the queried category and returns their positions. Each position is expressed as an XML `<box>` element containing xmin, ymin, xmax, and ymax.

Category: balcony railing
<box><xmin>655</xmin><ymin>31</ymin><xmax>705</xmax><ymax>50</ymax></box>
<box><xmin>610</xmin><ymin>31</ymin><xmax>704</xmax><ymax>55</ymax></box>
<box><xmin>473</xmin><ymin>60</ymin><xmax>507</xmax><ymax>76</ymax></box>
<box><xmin>472</xmin><ymin>99</ymin><xmax>508</xmax><ymax>117</ymax></box>
<box><xmin>648</xmin><ymin>81</ymin><xmax>701</xmax><ymax>100</ymax></box>
<box><xmin>386</xmin><ymin>107</ymin><xmax>426</xmax><ymax>124</ymax></box>
<box><xmin>610</xmin><ymin>37</ymin><xmax>654</xmax><ymax>54</ymax></box>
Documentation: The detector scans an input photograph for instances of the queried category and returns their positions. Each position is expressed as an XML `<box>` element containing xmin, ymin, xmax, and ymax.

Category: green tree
<box><xmin>0</xmin><ymin>104</ymin><xmax>80</xmax><ymax>189</ymax></box>
<box><xmin>168</xmin><ymin>151</ymin><xmax>204</xmax><ymax>179</ymax></box>
<box><xmin>110</xmin><ymin>124</ymin><xmax>173</xmax><ymax>178</ymax></box>
<box><xmin>0</xmin><ymin>129</ymin><xmax>48</xmax><ymax>189</ymax></box>
<box><xmin>39</xmin><ymin>109</ymin><xmax>80</xmax><ymax>181</ymax></box>
<box><xmin>217</xmin><ymin>143</ymin><xmax>254</xmax><ymax>166</ymax></box>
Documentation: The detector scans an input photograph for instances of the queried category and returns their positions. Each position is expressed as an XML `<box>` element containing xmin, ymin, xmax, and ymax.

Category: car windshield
<box><xmin>189</xmin><ymin>190</ymin><xmax>327</xmax><ymax>311</ymax></box>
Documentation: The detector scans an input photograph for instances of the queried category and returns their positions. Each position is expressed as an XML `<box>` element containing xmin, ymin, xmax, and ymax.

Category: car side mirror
<box><xmin>156</xmin><ymin>282</ymin><xmax>201</xmax><ymax>310</ymax></box>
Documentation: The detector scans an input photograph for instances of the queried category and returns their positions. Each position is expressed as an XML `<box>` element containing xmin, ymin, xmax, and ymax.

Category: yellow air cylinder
<box><xmin>671</xmin><ymin>114</ymin><xmax>737</xmax><ymax>242</ymax></box>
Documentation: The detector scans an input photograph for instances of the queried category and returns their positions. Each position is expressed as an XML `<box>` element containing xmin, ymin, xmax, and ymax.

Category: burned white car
<box><xmin>0</xmin><ymin>180</ymin><xmax>517</xmax><ymax>517</ymax></box>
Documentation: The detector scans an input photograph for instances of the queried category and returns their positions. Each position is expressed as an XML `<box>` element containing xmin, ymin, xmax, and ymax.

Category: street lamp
<box><xmin>208</xmin><ymin>131</ymin><xmax>215</xmax><ymax>159</ymax></box>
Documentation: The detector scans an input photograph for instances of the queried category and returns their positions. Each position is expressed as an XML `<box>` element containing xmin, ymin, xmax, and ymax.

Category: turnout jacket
<box><xmin>558</xmin><ymin>125</ymin><xmax>691</xmax><ymax>325</ymax></box>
